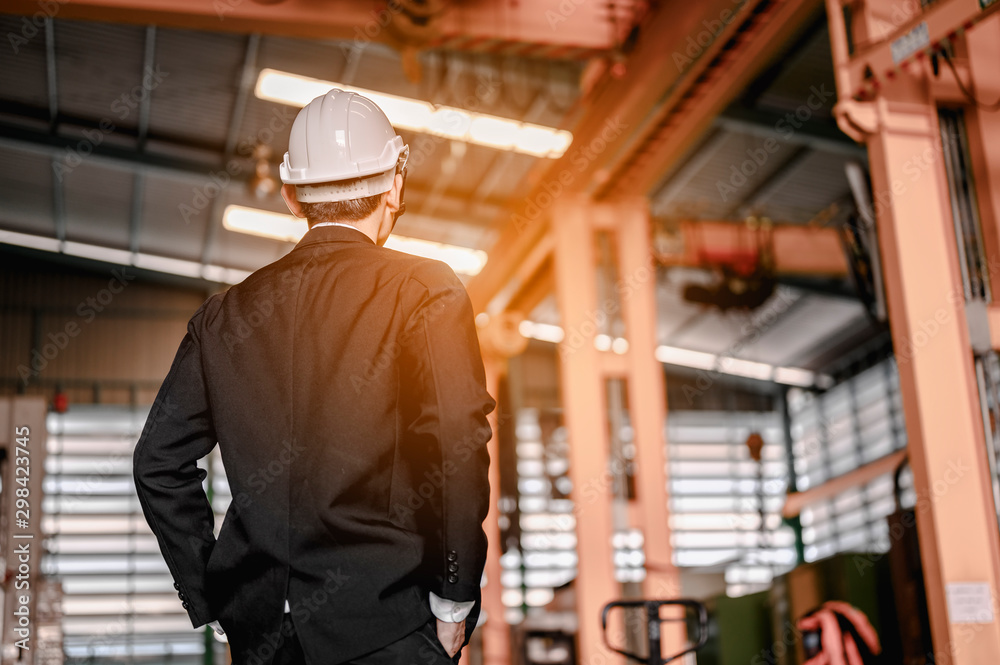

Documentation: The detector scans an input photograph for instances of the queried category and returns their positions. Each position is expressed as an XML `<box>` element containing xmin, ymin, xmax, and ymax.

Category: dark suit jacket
<box><xmin>133</xmin><ymin>225</ymin><xmax>496</xmax><ymax>665</ymax></box>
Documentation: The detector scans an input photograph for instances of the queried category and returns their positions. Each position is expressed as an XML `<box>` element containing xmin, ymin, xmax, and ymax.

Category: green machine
<box><xmin>696</xmin><ymin>553</ymin><xmax>905</xmax><ymax>665</ymax></box>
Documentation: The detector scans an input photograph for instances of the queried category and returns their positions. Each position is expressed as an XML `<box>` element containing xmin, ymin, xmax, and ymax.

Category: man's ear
<box><xmin>374</xmin><ymin>174</ymin><xmax>404</xmax><ymax>247</ymax></box>
<box><xmin>281</xmin><ymin>183</ymin><xmax>306</xmax><ymax>218</ymax></box>
<box><xmin>384</xmin><ymin>173</ymin><xmax>403</xmax><ymax>216</ymax></box>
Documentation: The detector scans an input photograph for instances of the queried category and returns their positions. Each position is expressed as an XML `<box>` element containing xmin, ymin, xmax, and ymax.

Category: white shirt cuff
<box><xmin>429</xmin><ymin>592</ymin><xmax>475</xmax><ymax>623</ymax></box>
<box><xmin>284</xmin><ymin>599</ymin><xmax>290</xmax><ymax>612</ymax></box>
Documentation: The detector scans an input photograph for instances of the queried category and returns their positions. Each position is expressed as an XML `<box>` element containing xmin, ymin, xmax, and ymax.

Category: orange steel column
<box><xmin>868</xmin><ymin>99</ymin><xmax>1000</xmax><ymax>665</ymax></box>
<box><xmin>826</xmin><ymin>1</ymin><xmax>1000</xmax><ymax>656</ymax></box>
<box><xmin>963</xmin><ymin>15</ymin><xmax>1000</xmax><ymax>300</ymax></box>
<box><xmin>552</xmin><ymin>193</ymin><xmax>621</xmax><ymax>665</ymax></box>
<box><xmin>478</xmin><ymin>352</ymin><xmax>510</xmax><ymax>665</ymax></box>
<box><xmin>611</xmin><ymin>200</ymin><xmax>683</xmax><ymax>607</ymax></box>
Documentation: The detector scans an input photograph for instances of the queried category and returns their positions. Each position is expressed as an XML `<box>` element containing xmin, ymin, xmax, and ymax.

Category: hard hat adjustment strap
<box><xmin>394</xmin><ymin>144</ymin><xmax>409</xmax><ymax>221</ymax></box>
<box><xmin>294</xmin><ymin>169</ymin><xmax>396</xmax><ymax>203</ymax></box>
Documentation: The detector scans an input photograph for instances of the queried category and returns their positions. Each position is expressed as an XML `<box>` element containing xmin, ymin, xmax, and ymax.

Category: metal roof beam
<box><xmin>44</xmin><ymin>18</ymin><xmax>58</xmax><ymax>133</ymax></box>
<box><xmin>0</xmin><ymin>0</ymin><xmax>635</xmax><ymax>56</ymax></box>
<box><xmin>722</xmin><ymin>145</ymin><xmax>813</xmax><ymax>218</ymax></box>
<box><xmin>209</xmin><ymin>32</ymin><xmax>262</xmax><ymax>270</ymax></box>
<box><xmin>734</xmin><ymin>10</ymin><xmax>829</xmax><ymax>108</ymax></box>
<box><xmin>50</xmin><ymin>156</ymin><xmax>66</xmax><ymax>246</ymax></box>
<box><xmin>0</xmin><ymin>124</ymin><xmax>505</xmax><ymax>219</ymax></box>
<box><xmin>136</xmin><ymin>25</ymin><xmax>156</xmax><ymax>152</ymax></box>
<box><xmin>222</xmin><ymin>34</ymin><xmax>261</xmax><ymax>158</ymax></box>
<box><xmin>714</xmin><ymin>106</ymin><xmax>867</xmax><ymax>157</ymax></box>
<box><xmin>602</xmin><ymin>0</ymin><xmax>828</xmax><ymax>198</ymax></box>
<box><xmin>651</xmin><ymin>129</ymin><xmax>733</xmax><ymax>215</ymax></box>
<box><xmin>469</xmin><ymin>91</ymin><xmax>549</xmax><ymax>207</ymax></box>
<box><xmin>0</xmin><ymin>118</ymin><xmax>221</xmax><ymax>180</ymax></box>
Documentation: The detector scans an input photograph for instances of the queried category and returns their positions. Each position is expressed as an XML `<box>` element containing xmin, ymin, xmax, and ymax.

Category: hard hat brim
<box><xmin>280</xmin><ymin>134</ymin><xmax>406</xmax><ymax>185</ymax></box>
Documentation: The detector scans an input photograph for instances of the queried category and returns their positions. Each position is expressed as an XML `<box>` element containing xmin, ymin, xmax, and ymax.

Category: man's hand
<box><xmin>435</xmin><ymin>618</ymin><xmax>465</xmax><ymax>658</ymax></box>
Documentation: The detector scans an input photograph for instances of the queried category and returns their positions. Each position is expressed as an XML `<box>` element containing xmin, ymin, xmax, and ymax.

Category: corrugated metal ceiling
<box><xmin>0</xmin><ymin>10</ymin><xmax>878</xmax><ymax>375</ymax></box>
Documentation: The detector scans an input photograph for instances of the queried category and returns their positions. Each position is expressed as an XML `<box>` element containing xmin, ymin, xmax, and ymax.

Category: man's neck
<box><xmin>310</xmin><ymin>219</ymin><xmax>378</xmax><ymax>244</ymax></box>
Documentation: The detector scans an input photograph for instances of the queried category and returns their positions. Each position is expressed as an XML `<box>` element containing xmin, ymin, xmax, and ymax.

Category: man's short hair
<box><xmin>298</xmin><ymin>188</ymin><xmax>386</xmax><ymax>227</ymax></box>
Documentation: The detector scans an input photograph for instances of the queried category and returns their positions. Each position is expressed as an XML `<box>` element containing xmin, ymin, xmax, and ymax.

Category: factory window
<box><xmin>788</xmin><ymin>359</ymin><xmax>915</xmax><ymax>563</ymax></box>
<box><xmin>667</xmin><ymin>410</ymin><xmax>797</xmax><ymax>597</ymax></box>
<box><xmin>500</xmin><ymin>409</ymin><xmax>577</xmax><ymax>625</ymax></box>
<box><xmin>501</xmin><ymin>407</ymin><xmax>798</xmax><ymax>609</ymax></box>
<box><xmin>43</xmin><ymin>405</ymin><xmax>227</xmax><ymax>664</ymax></box>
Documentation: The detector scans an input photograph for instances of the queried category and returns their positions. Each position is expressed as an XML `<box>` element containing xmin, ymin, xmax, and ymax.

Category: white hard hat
<box><xmin>280</xmin><ymin>88</ymin><xmax>408</xmax><ymax>202</ymax></box>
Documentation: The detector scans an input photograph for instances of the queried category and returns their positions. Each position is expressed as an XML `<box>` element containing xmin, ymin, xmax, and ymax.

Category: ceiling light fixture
<box><xmin>0</xmin><ymin>229</ymin><xmax>252</xmax><ymax>284</ymax></box>
<box><xmin>254</xmin><ymin>68</ymin><xmax>573</xmax><ymax>158</ymax></box>
<box><xmin>513</xmin><ymin>321</ymin><xmax>824</xmax><ymax>387</ymax></box>
<box><xmin>222</xmin><ymin>205</ymin><xmax>488</xmax><ymax>276</ymax></box>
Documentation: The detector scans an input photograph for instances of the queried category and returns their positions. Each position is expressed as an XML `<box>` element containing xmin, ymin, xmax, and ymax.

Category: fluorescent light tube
<box><xmin>0</xmin><ymin>230</ymin><xmax>252</xmax><ymax>284</ymax></box>
<box><xmin>255</xmin><ymin>69</ymin><xmax>573</xmax><ymax>158</ymax></box>
<box><xmin>383</xmin><ymin>235</ymin><xmax>487</xmax><ymax>276</ymax></box>
<box><xmin>222</xmin><ymin>205</ymin><xmax>308</xmax><ymax>243</ymax></box>
<box><xmin>222</xmin><ymin>205</ymin><xmax>488</xmax><ymax>276</ymax></box>
<box><xmin>519</xmin><ymin>320</ymin><xmax>565</xmax><ymax>344</ymax></box>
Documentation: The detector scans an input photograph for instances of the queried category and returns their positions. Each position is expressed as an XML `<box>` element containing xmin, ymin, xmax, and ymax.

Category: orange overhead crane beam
<box><xmin>467</xmin><ymin>0</ymin><xmax>825</xmax><ymax>313</ymax></box>
<box><xmin>500</xmin><ymin>220</ymin><xmax>849</xmax><ymax>320</ymax></box>
<box><xmin>658</xmin><ymin>220</ymin><xmax>849</xmax><ymax>277</ymax></box>
<box><xmin>602</xmin><ymin>0</ymin><xmax>825</xmax><ymax>199</ymax></box>
<box><xmin>0</xmin><ymin>0</ymin><xmax>639</xmax><ymax>54</ymax></box>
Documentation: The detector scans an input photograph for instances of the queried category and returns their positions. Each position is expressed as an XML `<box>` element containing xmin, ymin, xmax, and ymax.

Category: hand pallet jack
<box><xmin>601</xmin><ymin>599</ymin><xmax>709</xmax><ymax>664</ymax></box>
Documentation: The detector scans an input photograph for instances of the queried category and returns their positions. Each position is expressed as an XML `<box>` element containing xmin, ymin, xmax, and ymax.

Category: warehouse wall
<box><xmin>0</xmin><ymin>250</ymin><xmax>213</xmax><ymax>406</ymax></box>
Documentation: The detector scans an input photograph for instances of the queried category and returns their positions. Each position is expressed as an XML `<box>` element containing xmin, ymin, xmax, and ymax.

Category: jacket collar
<box><xmin>293</xmin><ymin>223</ymin><xmax>376</xmax><ymax>251</ymax></box>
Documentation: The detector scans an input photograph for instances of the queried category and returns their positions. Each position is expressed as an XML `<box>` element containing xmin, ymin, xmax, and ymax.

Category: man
<box><xmin>133</xmin><ymin>88</ymin><xmax>496</xmax><ymax>665</ymax></box>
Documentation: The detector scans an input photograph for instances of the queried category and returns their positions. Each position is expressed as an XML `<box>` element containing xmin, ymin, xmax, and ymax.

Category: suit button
<box><xmin>181</xmin><ymin>602</ymin><xmax>189</xmax><ymax>609</ymax></box>
<box><xmin>447</xmin><ymin>551</ymin><xmax>458</xmax><ymax>561</ymax></box>
<box><xmin>173</xmin><ymin>582</ymin><xmax>180</xmax><ymax>591</ymax></box>
<box><xmin>447</xmin><ymin>573</ymin><xmax>458</xmax><ymax>584</ymax></box>
<box><xmin>448</xmin><ymin>562</ymin><xmax>459</xmax><ymax>573</ymax></box>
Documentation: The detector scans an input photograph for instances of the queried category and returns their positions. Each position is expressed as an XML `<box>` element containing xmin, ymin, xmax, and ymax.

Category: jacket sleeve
<box><xmin>401</xmin><ymin>262</ymin><xmax>496</xmax><ymax>612</ymax></box>
<box><xmin>133</xmin><ymin>301</ymin><xmax>218</xmax><ymax>629</ymax></box>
